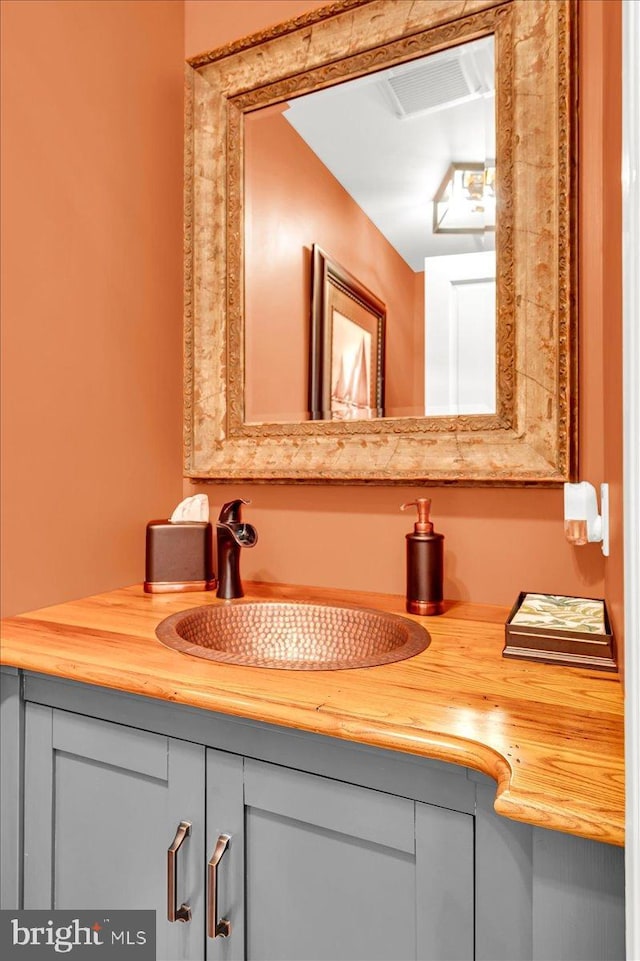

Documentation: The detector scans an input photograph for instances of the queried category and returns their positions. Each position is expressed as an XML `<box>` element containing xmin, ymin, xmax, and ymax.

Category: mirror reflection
<box><xmin>244</xmin><ymin>34</ymin><xmax>496</xmax><ymax>424</ymax></box>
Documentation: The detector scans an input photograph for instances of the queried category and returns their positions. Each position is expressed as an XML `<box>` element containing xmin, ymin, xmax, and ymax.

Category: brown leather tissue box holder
<box><xmin>503</xmin><ymin>592</ymin><xmax>616</xmax><ymax>671</ymax></box>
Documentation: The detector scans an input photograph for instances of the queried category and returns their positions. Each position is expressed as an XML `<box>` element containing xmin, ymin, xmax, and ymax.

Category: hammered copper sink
<box><xmin>155</xmin><ymin>601</ymin><xmax>430</xmax><ymax>670</ymax></box>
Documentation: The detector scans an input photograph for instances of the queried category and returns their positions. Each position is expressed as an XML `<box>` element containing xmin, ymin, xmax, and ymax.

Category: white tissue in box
<box><xmin>169</xmin><ymin>494</ymin><xmax>209</xmax><ymax>523</ymax></box>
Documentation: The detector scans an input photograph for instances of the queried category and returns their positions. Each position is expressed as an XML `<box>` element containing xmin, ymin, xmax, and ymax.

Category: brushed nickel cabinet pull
<box><xmin>167</xmin><ymin>820</ymin><xmax>192</xmax><ymax>923</ymax></box>
<box><xmin>207</xmin><ymin>833</ymin><xmax>231</xmax><ymax>938</ymax></box>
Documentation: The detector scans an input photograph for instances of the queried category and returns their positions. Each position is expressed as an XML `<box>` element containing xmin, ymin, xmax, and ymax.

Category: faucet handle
<box><xmin>218</xmin><ymin>499</ymin><xmax>251</xmax><ymax>524</ymax></box>
<box><xmin>234</xmin><ymin>523</ymin><xmax>258</xmax><ymax>547</ymax></box>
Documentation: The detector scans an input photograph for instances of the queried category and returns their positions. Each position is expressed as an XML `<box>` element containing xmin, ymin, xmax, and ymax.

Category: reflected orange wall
<box><xmin>185</xmin><ymin>0</ymin><xmax>624</xmax><ymax>656</ymax></box>
<box><xmin>244</xmin><ymin>106</ymin><xmax>424</xmax><ymax>421</ymax></box>
<box><xmin>0</xmin><ymin>0</ymin><xmax>185</xmax><ymax>616</ymax></box>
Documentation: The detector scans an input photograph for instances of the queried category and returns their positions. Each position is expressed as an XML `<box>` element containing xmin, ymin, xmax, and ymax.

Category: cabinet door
<box><xmin>23</xmin><ymin>704</ymin><xmax>205</xmax><ymax>961</ymax></box>
<box><xmin>206</xmin><ymin>752</ymin><xmax>473</xmax><ymax>961</ymax></box>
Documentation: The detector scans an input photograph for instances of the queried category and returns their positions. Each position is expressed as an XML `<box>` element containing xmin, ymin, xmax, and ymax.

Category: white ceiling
<box><xmin>283</xmin><ymin>36</ymin><xmax>496</xmax><ymax>271</ymax></box>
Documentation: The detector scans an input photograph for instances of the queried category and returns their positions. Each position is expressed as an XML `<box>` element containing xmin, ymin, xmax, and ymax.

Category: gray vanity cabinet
<box><xmin>20</xmin><ymin>703</ymin><xmax>473</xmax><ymax>961</ymax></box>
<box><xmin>4</xmin><ymin>672</ymin><xmax>625</xmax><ymax>961</ymax></box>
<box><xmin>22</xmin><ymin>704</ymin><xmax>207</xmax><ymax>961</ymax></box>
<box><xmin>206</xmin><ymin>750</ymin><xmax>473</xmax><ymax>961</ymax></box>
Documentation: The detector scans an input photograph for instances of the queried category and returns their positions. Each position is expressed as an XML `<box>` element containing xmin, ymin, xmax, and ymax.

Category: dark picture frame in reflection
<box><xmin>310</xmin><ymin>245</ymin><xmax>386</xmax><ymax>421</ymax></box>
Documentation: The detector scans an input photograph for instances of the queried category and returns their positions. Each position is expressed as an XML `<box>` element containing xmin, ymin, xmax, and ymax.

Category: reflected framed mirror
<box><xmin>184</xmin><ymin>0</ymin><xmax>577</xmax><ymax>484</ymax></box>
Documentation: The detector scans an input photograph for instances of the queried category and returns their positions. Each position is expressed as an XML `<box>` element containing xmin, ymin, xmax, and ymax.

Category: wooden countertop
<box><xmin>0</xmin><ymin>583</ymin><xmax>624</xmax><ymax>846</ymax></box>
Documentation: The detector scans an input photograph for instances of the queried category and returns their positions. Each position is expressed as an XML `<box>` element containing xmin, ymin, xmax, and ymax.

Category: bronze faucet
<box><xmin>216</xmin><ymin>499</ymin><xmax>258</xmax><ymax>599</ymax></box>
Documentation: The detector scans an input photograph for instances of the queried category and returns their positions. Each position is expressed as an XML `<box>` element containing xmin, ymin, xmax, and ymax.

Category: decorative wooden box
<box><xmin>503</xmin><ymin>592</ymin><xmax>616</xmax><ymax>671</ymax></box>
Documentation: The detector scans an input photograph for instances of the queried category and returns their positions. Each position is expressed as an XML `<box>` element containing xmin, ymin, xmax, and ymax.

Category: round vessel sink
<box><xmin>156</xmin><ymin>601</ymin><xmax>430</xmax><ymax>671</ymax></box>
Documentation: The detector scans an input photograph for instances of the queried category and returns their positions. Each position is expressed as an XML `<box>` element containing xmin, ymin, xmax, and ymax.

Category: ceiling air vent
<box><xmin>383</xmin><ymin>40</ymin><xmax>494</xmax><ymax>119</ymax></box>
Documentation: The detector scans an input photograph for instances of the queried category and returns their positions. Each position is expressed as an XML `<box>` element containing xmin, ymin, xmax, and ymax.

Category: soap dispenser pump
<box><xmin>400</xmin><ymin>498</ymin><xmax>444</xmax><ymax>616</ymax></box>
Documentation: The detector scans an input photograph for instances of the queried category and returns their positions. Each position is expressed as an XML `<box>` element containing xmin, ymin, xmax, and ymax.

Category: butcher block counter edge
<box><xmin>0</xmin><ymin>582</ymin><xmax>624</xmax><ymax>846</ymax></box>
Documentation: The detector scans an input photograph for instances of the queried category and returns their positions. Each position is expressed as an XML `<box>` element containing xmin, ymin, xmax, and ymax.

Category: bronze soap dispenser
<box><xmin>401</xmin><ymin>498</ymin><xmax>444</xmax><ymax>616</ymax></box>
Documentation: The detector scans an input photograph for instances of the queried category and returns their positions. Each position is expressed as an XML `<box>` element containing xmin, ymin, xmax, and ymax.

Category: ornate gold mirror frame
<box><xmin>184</xmin><ymin>0</ymin><xmax>577</xmax><ymax>485</ymax></box>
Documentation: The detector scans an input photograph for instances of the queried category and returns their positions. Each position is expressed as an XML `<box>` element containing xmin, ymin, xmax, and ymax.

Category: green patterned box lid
<box><xmin>510</xmin><ymin>593</ymin><xmax>606</xmax><ymax>635</ymax></box>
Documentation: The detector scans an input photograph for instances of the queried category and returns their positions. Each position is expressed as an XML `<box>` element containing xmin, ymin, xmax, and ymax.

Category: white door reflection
<box><xmin>424</xmin><ymin>251</ymin><xmax>496</xmax><ymax>416</ymax></box>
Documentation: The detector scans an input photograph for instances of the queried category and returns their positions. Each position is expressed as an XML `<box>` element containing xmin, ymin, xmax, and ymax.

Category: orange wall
<box><xmin>0</xmin><ymin>0</ymin><xmax>622</xmax><ymax>637</ymax></box>
<box><xmin>185</xmin><ymin>1</ymin><xmax>624</xmax><ymax>624</ymax></box>
<box><xmin>244</xmin><ymin>106</ymin><xmax>424</xmax><ymax>421</ymax></box>
<box><xmin>0</xmin><ymin>0</ymin><xmax>185</xmax><ymax>616</ymax></box>
<box><xmin>185</xmin><ymin>0</ymin><xmax>325</xmax><ymax>57</ymax></box>
<box><xmin>599</xmin><ymin>3</ymin><xmax>624</xmax><ymax>669</ymax></box>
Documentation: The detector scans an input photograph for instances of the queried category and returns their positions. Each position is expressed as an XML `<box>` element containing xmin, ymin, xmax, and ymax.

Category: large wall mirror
<box><xmin>185</xmin><ymin>0</ymin><xmax>577</xmax><ymax>484</ymax></box>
